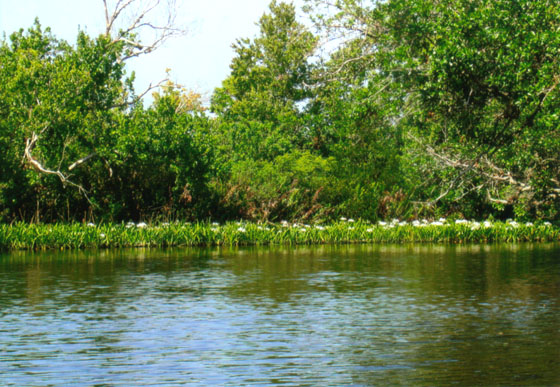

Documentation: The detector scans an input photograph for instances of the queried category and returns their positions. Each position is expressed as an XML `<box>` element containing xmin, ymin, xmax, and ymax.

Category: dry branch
<box><xmin>408</xmin><ymin>133</ymin><xmax>560</xmax><ymax>206</ymax></box>
<box><xmin>24</xmin><ymin>131</ymin><xmax>93</xmax><ymax>203</ymax></box>
<box><xmin>102</xmin><ymin>0</ymin><xmax>186</xmax><ymax>61</ymax></box>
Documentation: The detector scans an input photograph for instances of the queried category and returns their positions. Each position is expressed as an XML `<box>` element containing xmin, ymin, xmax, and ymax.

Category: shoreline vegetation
<box><xmin>1</xmin><ymin>219</ymin><xmax>558</xmax><ymax>251</ymax></box>
<box><xmin>3</xmin><ymin>2</ymin><xmax>560</xmax><ymax>229</ymax></box>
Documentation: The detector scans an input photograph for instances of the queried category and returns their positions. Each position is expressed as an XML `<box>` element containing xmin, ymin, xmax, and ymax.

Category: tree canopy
<box><xmin>1</xmin><ymin>0</ymin><xmax>559</xmax><ymax>223</ymax></box>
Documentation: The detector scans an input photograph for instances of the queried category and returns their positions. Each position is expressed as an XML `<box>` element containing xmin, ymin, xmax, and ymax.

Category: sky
<box><xmin>0</xmin><ymin>0</ymin><xmax>305</xmax><ymax>103</ymax></box>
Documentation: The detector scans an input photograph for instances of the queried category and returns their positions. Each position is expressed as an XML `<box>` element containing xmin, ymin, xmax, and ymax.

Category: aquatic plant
<box><xmin>0</xmin><ymin>219</ymin><xmax>558</xmax><ymax>251</ymax></box>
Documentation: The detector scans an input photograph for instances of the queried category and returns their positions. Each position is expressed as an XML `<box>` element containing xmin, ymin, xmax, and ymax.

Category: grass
<box><xmin>1</xmin><ymin>218</ymin><xmax>559</xmax><ymax>251</ymax></box>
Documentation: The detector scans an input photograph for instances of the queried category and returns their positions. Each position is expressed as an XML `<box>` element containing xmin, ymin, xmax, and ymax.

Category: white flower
<box><xmin>483</xmin><ymin>221</ymin><xmax>492</xmax><ymax>228</ymax></box>
<box><xmin>161</xmin><ymin>222</ymin><xmax>170</xmax><ymax>227</ymax></box>
<box><xmin>87</xmin><ymin>222</ymin><xmax>95</xmax><ymax>227</ymax></box>
<box><xmin>340</xmin><ymin>217</ymin><xmax>347</xmax><ymax>221</ymax></box>
<box><xmin>525</xmin><ymin>222</ymin><xmax>533</xmax><ymax>227</ymax></box>
<box><xmin>412</xmin><ymin>220</ymin><xmax>421</xmax><ymax>226</ymax></box>
<box><xmin>366</xmin><ymin>228</ymin><xmax>374</xmax><ymax>232</ymax></box>
<box><xmin>237</xmin><ymin>227</ymin><xmax>246</xmax><ymax>232</ymax></box>
<box><xmin>438</xmin><ymin>217</ymin><xmax>446</xmax><ymax>223</ymax></box>
<box><xmin>378</xmin><ymin>221</ymin><xmax>387</xmax><ymax>226</ymax></box>
<box><xmin>348</xmin><ymin>218</ymin><xmax>355</xmax><ymax>223</ymax></box>
<box><xmin>136</xmin><ymin>222</ymin><xmax>147</xmax><ymax>228</ymax></box>
<box><xmin>544</xmin><ymin>221</ymin><xmax>552</xmax><ymax>226</ymax></box>
<box><xmin>126</xmin><ymin>221</ymin><xmax>135</xmax><ymax>228</ymax></box>
<box><xmin>431</xmin><ymin>221</ymin><xmax>444</xmax><ymax>226</ymax></box>
<box><xmin>212</xmin><ymin>222</ymin><xmax>219</xmax><ymax>226</ymax></box>
<box><xmin>470</xmin><ymin>222</ymin><xmax>480</xmax><ymax>230</ymax></box>
<box><xmin>299</xmin><ymin>228</ymin><xmax>307</xmax><ymax>232</ymax></box>
<box><xmin>398</xmin><ymin>221</ymin><xmax>407</xmax><ymax>226</ymax></box>
<box><xmin>315</xmin><ymin>225</ymin><xmax>325</xmax><ymax>230</ymax></box>
<box><xmin>100</xmin><ymin>233</ymin><xmax>106</xmax><ymax>238</ymax></box>
<box><xmin>455</xmin><ymin>219</ymin><xmax>468</xmax><ymax>224</ymax></box>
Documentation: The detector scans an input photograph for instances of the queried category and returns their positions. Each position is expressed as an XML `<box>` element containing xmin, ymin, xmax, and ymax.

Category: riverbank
<box><xmin>1</xmin><ymin>219</ymin><xmax>558</xmax><ymax>251</ymax></box>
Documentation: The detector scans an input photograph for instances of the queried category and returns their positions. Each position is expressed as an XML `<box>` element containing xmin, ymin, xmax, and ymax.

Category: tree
<box><xmin>100</xmin><ymin>84</ymin><xmax>213</xmax><ymax>220</ymax></box>
<box><xmin>211</xmin><ymin>0</ymin><xmax>318</xmax><ymax>161</ymax></box>
<box><xmin>307</xmin><ymin>0</ymin><xmax>560</xmax><ymax>219</ymax></box>
<box><xmin>0</xmin><ymin>22</ymin><xmax>129</xmax><ymax>220</ymax></box>
<box><xmin>0</xmin><ymin>0</ymin><xmax>190</xmax><ymax>221</ymax></box>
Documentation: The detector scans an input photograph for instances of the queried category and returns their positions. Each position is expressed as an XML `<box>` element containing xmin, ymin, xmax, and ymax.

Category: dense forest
<box><xmin>1</xmin><ymin>0</ymin><xmax>559</xmax><ymax>224</ymax></box>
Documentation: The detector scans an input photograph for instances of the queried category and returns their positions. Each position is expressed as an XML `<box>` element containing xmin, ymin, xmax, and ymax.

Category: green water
<box><xmin>1</xmin><ymin>244</ymin><xmax>559</xmax><ymax>386</ymax></box>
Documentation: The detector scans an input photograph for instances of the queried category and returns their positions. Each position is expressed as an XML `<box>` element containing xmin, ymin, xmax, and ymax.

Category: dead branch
<box><xmin>25</xmin><ymin>133</ymin><xmax>67</xmax><ymax>182</ymax></box>
<box><xmin>111</xmin><ymin>76</ymin><xmax>169</xmax><ymax>108</ymax></box>
<box><xmin>408</xmin><ymin>133</ymin><xmax>560</xmax><ymax>206</ymax></box>
<box><xmin>134</xmin><ymin>77</ymin><xmax>168</xmax><ymax>100</ymax></box>
<box><xmin>102</xmin><ymin>0</ymin><xmax>186</xmax><ymax>61</ymax></box>
<box><xmin>68</xmin><ymin>153</ymin><xmax>97</xmax><ymax>170</ymax></box>
<box><xmin>24</xmin><ymin>132</ymin><xmax>93</xmax><ymax>203</ymax></box>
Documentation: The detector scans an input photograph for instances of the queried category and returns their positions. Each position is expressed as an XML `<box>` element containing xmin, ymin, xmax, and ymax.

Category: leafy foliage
<box><xmin>211</xmin><ymin>0</ymin><xmax>318</xmax><ymax>161</ymax></box>
<box><xmin>306</xmin><ymin>0</ymin><xmax>560</xmax><ymax>219</ymax></box>
<box><xmin>0</xmin><ymin>21</ymin><xmax>211</xmax><ymax>222</ymax></box>
<box><xmin>1</xmin><ymin>0</ymin><xmax>559</xmax><ymax>224</ymax></box>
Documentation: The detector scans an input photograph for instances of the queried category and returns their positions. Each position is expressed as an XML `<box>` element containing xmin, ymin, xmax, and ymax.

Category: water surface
<box><xmin>1</xmin><ymin>244</ymin><xmax>559</xmax><ymax>385</ymax></box>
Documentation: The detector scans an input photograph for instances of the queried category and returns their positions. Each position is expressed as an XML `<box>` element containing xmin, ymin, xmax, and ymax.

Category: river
<box><xmin>1</xmin><ymin>244</ymin><xmax>559</xmax><ymax>385</ymax></box>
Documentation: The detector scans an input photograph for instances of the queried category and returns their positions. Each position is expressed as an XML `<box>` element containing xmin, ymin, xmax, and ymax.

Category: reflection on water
<box><xmin>1</xmin><ymin>244</ymin><xmax>559</xmax><ymax>385</ymax></box>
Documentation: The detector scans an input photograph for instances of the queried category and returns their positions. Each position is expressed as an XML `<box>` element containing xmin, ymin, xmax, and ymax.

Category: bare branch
<box><xmin>104</xmin><ymin>0</ymin><xmax>139</xmax><ymax>36</ymax></box>
<box><xmin>408</xmin><ymin>133</ymin><xmax>560</xmax><ymax>206</ymax></box>
<box><xmin>111</xmin><ymin>76</ymin><xmax>169</xmax><ymax>108</ymax></box>
<box><xmin>24</xmin><ymin>132</ymin><xmax>93</xmax><ymax>203</ymax></box>
<box><xmin>102</xmin><ymin>0</ymin><xmax>187</xmax><ymax>61</ymax></box>
<box><xmin>487</xmin><ymin>193</ymin><xmax>508</xmax><ymax>205</ymax></box>
<box><xmin>135</xmin><ymin>77</ymin><xmax>169</xmax><ymax>100</ymax></box>
<box><xmin>25</xmin><ymin>133</ymin><xmax>67</xmax><ymax>181</ymax></box>
<box><xmin>68</xmin><ymin>153</ymin><xmax>97</xmax><ymax>171</ymax></box>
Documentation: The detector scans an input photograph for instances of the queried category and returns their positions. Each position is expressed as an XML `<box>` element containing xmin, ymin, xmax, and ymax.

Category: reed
<box><xmin>0</xmin><ymin>219</ymin><xmax>558</xmax><ymax>251</ymax></box>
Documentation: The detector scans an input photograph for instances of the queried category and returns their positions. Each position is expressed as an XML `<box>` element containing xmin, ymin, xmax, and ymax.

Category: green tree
<box><xmin>99</xmin><ymin>85</ymin><xmax>213</xmax><ymax>220</ymax></box>
<box><xmin>221</xmin><ymin>151</ymin><xmax>333</xmax><ymax>221</ymax></box>
<box><xmin>307</xmin><ymin>0</ymin><xmax>560</xmax><ymax>219</ymax></box>
<box><xmin>208</xmin><ymin>1</ymin><xmax>343</xmax><ymax>221</ymax></box>
<box><xmin>0</xmin><ymin>0</ymin><xmax>189</xmax><ymax>222</ymax></box>
<box><xmin>0</xmin><ymin>13</ymin><xmax>210</xmax><ymax>222</ymax></box>
<box><xmin>211</xmin><ymin>0</ymin><xmax>318</xmax><ymax>162</ymax></box>
<box><xmin>0</xmin><ymin>21</ymin><xmax>129</xmax><ymax>221</ymax></box>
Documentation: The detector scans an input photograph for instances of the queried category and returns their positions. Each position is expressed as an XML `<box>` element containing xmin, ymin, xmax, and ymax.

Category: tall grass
<box><xmin>0</xmin><ymin>219</ymin><xmax>558</xmax><ymax>251</ymax></box>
